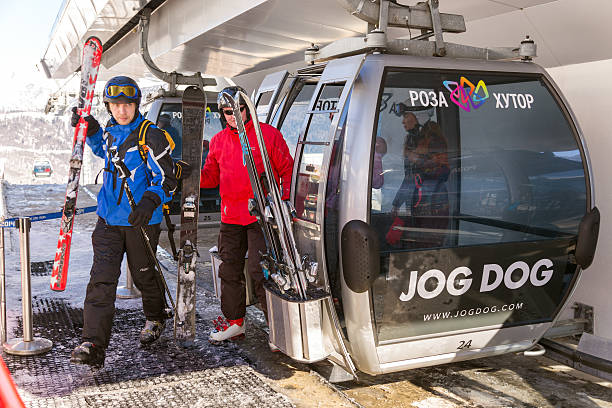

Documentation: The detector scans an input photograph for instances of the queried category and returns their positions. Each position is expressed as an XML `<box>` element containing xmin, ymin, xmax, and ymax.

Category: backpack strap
<box><xmin>137</xmin><ymin>119</ymin><xmax>154</xmax><ymax>164</ymax></box>
<box><xmin>137</xmin><ymin>119</ymin><xmax>176</xmax><ymax>166</ymax></box>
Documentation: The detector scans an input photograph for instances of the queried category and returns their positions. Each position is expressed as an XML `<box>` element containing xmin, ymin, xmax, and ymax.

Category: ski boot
<box><xmin>209</xmin><ymin>316</ymin><xmax>245</xmax><ymax>343</ymax></box>
<box><xmin>70</xmin><ymin>342</ymin><xmax>105</xmax><ymax>368</ymax></box>
<box><xmin>139</xmin><ymin>320</ymin><xmax>166</xmax><ymax>345</ymax></box>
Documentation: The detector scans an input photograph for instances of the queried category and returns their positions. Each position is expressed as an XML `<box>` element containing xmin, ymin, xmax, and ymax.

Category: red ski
<box><xmin>51</xmin><ymin>36</ymin><xmax>103</xmax><ymax>291</ymax></box>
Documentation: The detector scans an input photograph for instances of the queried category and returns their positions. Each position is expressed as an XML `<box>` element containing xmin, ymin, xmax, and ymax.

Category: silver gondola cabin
<box><xmin>248</xmin><ymin>0</ymin><xmax>600</xmax><ymax>379</ymax></box>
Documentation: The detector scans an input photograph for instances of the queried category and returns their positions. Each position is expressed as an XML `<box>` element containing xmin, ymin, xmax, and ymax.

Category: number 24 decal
<box><xmin>457</xmin><ymin>340</ymin><xmax>472</xmax><ymax>350</ymax></box>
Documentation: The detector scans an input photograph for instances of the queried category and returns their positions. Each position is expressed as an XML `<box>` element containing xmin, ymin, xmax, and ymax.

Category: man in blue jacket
<box><xmin>70</xmin><ymin>76</ymin><xmax>177</xmax><ymax>368</ymax></box>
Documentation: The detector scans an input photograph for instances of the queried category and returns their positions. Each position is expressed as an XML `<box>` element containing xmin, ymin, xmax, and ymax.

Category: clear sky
<box><xmin>0</xmin><ymin>0</ymin><xmax>65</xmax><ymax>80</ymax></box>
<box><xmin>0</xmin><ymin>0</ymin><xmax>65</xmax><ymax>108</ymax></box>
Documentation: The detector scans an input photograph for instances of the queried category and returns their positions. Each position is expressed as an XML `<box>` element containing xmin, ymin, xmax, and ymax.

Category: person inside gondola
<box><xmin>385</xmin><ymin>111</ymin><xmax>422</xmax><ymax>246</ymax></box>
<box><xmin>408</xmin><ymin>121</ymin><xmax>450</xmax><ymax>248</ymax></box>
<box><xmin>386</xmin><ymin>120</ymin><xmax>450</xmax><ymax>249</ymax></box>
<box><xmin>371</xmin><ymin>136</ymin><xmax>388</xmax><ymax>212</ymax></box>
<box><xmin>390</xmin><ymin>111</ymin><xmax>422</xmax><ymax>218</ymax></box>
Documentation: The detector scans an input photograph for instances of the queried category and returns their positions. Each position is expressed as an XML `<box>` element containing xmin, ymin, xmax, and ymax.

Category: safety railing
<box><xmin>0</xmin><ymin>205</ymin><xmax>96</xmax><ymax>355</ymax></box>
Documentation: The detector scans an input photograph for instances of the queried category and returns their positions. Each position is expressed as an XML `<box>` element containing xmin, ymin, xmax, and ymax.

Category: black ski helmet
<box><xmin>217</xmin><ymin>85</ymin><xmax>250</xmax><ymax>128</ymax></box>
<box><xmin>217</xmin><ymin>85</ymin><xmax>247</xmax><ymax>110</ymax></box>
<box><xmin>103</xmin><ymin>76</ymin><xmax>142</xmax><ymax>106</ymax></box>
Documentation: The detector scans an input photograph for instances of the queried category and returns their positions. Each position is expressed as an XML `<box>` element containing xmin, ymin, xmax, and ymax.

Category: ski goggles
<box><xmin>104</xmin><ymin>84</ymin><xmax>139</xmax><ymax>99</ymax></box>
<box><xmin>222</xmin><ymin>106</ymin><xmax>246</xmax><ymax>116</ymax></box>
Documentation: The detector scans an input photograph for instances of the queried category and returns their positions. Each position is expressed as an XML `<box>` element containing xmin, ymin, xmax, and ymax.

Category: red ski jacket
<box><xmin>200</xmin><ymin>120</ymin><xmax>294</xmax><ymax>225</ymax></box>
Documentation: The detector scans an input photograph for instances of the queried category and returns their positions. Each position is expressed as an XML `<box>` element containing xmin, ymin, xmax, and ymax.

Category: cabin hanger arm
<box><xmin>139</xmin><ymin>9</ymin><xmax>216</xmax><ymax>94</ymax></box>
<box><xmin>337</xmin><ymin>0</ymin><xmax>465</xmax><ymax>32</ymax></box>
<box><xmin>306</xmin><ymin>0</ymin><xmax>537</xmax><ymax>63</ymax></box>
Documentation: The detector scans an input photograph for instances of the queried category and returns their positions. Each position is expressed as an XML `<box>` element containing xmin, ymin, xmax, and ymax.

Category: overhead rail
<box><xmin>39</xmin><ymin>0</ymin><xmax>167</xmax><ymax>78</ymax></box>
<box><xmin>308</xmin><ymin>0</ymin><xmax>536</xmax><ymax>63</ymax></box>
<box><xmin>49</xmin><ymin>1</ymin><xmax>218</xmax><ymax>93</ymax></box>
<box><xmin>40</xmin><ymin>0</ymin><xmax>169</xmax><ymax>112</ymax></box>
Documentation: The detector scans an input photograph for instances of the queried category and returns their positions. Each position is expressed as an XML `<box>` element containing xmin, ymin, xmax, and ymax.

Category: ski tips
<box><xmin>85</xmin><ymin>36</ymin><xmax>102</xmax><ymax>46</ymax></box>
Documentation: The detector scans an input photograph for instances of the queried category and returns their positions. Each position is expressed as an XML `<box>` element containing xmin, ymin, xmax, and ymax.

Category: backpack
<box><xmin>101</xmin><ymin>119</ymin><xmax>176</xmax><ymax>206</ymax></box>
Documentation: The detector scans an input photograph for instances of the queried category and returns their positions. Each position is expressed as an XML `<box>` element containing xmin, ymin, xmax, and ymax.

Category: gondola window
<box><xmin>295</xmin><ymin>83</ymin><xmax>344</xmax><ymax>222</ymax></box>
<box><xmin>157</xmin><ymin>102</ymin><xmax>224</xmax><ymax>215</ymax></box>
<box><xmin>279</xmin><ymin>82</ymin><xmax>317</xmax><ymax>158</ymax></box>
<box><xmin>370</xmin><ymin>69</ymin><xmax>587</xmax><ymax>341</ymax></box>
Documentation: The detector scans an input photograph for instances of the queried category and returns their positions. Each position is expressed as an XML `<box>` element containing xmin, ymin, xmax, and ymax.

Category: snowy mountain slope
<box><xmin>0</xmin><ymin>109</ymin><xmax>106</xmax><ymax>185</ymax></box>
<box><xmin>0</xmin><ymin>78</ymin><xmax>167</xmax><ymax>185</ymax></box>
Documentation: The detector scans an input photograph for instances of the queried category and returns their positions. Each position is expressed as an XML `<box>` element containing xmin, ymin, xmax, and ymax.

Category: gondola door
<box><xmin>253</xmin><ymin>70</ymin><xmax>289</xmax><ymax>123</ymax></box>
<box><xmin>291</xmin><ymin>54</ymin><xmax>365</xmax><ymax>372</ymax></box>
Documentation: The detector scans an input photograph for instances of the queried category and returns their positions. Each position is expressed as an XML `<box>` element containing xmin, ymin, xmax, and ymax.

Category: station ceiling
<box><xmin>40</xmin><ymin>0</ymin><xmax>612</xmax><ymax>82</ymax></box>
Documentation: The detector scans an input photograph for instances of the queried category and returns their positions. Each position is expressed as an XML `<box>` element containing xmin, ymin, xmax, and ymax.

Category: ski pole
<box><xmin>109</xmin><ymin>147</ymin><xmax>176</xmax><ymax>313</ymax></box>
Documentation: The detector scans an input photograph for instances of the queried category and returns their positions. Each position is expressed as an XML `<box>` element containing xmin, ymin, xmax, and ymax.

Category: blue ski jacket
<box><xmin>86</xmin><ymin>113</ymin><xmax>177</xmax><ymax>226</ymax></box>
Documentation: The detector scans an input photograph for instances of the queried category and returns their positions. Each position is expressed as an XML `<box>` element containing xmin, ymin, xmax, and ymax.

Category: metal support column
<box><xmin>117</xmin><ymin>264</ymin><xmax>141</xmax><ymax>299</ymax></box>
<box><xmin>4</xmin><ymin>218</ymin><xmax>52</xmax><ymax>355</ymax></box>
<box><xmin>1</xmin><ymin>227</ymin><xmax>6</xmax><ymax>346</ymax></box>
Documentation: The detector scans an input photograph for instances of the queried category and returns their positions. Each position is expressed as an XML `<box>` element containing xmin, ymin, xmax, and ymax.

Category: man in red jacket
<box><xmin>202</xmin><ymin>86</ymin><xmax>294</xmax><ymax>342</ymax></box>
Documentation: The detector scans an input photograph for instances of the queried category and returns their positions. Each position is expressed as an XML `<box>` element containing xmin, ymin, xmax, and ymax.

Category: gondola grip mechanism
<box><xmin>139</xmin><ymin>9</ymin><xmax>216</xmax><ymax>94</ymax></box>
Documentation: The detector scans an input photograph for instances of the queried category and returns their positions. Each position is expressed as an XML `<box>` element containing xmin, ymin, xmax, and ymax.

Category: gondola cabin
<box><xmin>33</xmin><ymin>159</ymin><xmax>53</xmax><ymax>178</ymax></box>
<box><xmin>252</xmin><ymin>51</ymin><xmax>599</xmax><ymax>377</ymax></box>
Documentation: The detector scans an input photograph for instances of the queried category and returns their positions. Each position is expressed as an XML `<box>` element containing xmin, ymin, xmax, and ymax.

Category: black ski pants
<box><xmin>82</xmin><ymin>217</ymin><xmax>166</xmax><ymax>348</ymax></box>
<box><xmin>218</xmin><ymin>221</ymin><xmax>267</xmax><ymax>321</ymax></box>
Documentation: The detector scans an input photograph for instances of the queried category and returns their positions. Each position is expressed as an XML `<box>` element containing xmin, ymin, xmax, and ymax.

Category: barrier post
<box><xmin>3</xmin><ymin>218</ymin><xmax>52</xmax><ymax>355</ymax></box>
<box><xmin>1</xmin><ymin>227</ymin><xmax>6</xmax><ymax>345</ymax></box>
<box><xmin>117</xmin><ymin>264</ymin><xmax>141</xmax><ymax>299</ymax></box>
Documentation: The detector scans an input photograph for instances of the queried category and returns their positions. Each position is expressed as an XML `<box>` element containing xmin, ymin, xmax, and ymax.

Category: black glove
<box><xmin>71</xmin><ymin>107</ymin><xmax>100</xmax><ymax>137</ymax></box>
<box><xmin>175</xmin><ymin>160</ymin><xmax>192</xmax><ymax>180</ymax></box>
<box><xmin>128</xmin><ymin>196</ymin><xmax>159</xmax><ymax>227</ymax></box>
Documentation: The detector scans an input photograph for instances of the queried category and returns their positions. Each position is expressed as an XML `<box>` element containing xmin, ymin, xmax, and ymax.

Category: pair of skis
<box><xmin>51</xmin><ymin>36</ymin><xmax>103</xmax><ymax>291</ymax></box>
<box><xmin>174</xmin><ymin>86</ymin><xmax>206</xmax><ymax>346</ymax></box>
<box><xmin>220</xmin><ymin>91</ymin><xmax>317</xmax><ymax>300</ymax></box>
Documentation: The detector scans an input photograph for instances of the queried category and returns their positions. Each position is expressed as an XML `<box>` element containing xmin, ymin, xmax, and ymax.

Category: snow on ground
<box><xmin>0</xmin><ymin>105</ymin><xmax>107</xmax><ymax>185</ymax></box>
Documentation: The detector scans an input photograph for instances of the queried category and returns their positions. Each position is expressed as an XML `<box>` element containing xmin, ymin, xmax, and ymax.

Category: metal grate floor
<box><xmin>4</xmin><ymin>297</ymin><xmax>293</xmax><ymax>408</ymax></box>
<box><xmin>25</xmin><ymin>366</ymin><xmax>291</xmax><ymax>408</ymax></box>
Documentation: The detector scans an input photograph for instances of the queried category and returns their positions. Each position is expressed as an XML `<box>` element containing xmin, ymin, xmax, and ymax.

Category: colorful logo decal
<box><xmin>443</xmin><ymin>77</ymin><xmax>489</xmax><ymax>112</ymax></box>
